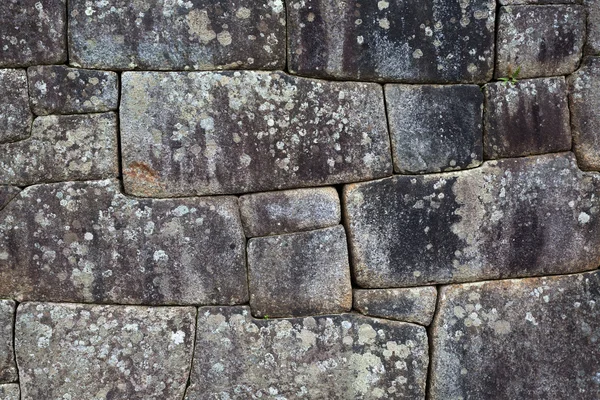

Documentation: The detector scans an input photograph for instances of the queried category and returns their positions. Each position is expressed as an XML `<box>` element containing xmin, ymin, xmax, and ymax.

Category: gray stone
<box><xmin>586</xmin><ymin>0</ymin><xmax>600</xmax><ymax>55</ymax></box>
<box><xmin>287</xmin><ymin>0</ymin><xmax>496</xmax><ymax>83</ymax></box>
<box><xmin>0</xmin><ymin>188</ymin><xmax>20</xmax><ymax>211</ymax></box>
<box><xmin>501</xmin><ymin>0</ymin><xmax>579</xmax><ymax>3</ymax></box>
<box><xmin>484</xmin><ymin>77</ymin><xmax>571</xmax><ymax>159</ymax></box>
<box><xmin>0</xmin><ymin>301</ymin><xmax>16</xmax><ymax>384</ymax></box>
<box><xmin>429</xmin><ymin>271</ymin><xmax>600</xmax><ymax>400</ymax></box>
<box><xmin>247</xmin><ymin>226</ymin><xmax>352</xmax><ymax>317</ymax></box>
<box><xmin>496</xmin><ymin>5</ymin><xmax>586</xmax><ymax>79</ymax></box>
<box><xmin>186</xmin><ymin>306</ymin><xmax>429</xmax><ymax>399</ymax></box>
<box><xmin>0</xmin><ymin>69</ymin><xmax>33</xmax><ymax>143</ymax></box>
<box><xmin>0</xmin><ymin>113</ymin><xmax>118</xmax><ymax>186</ymax></box>
<box><xmin>0</xmin><ymin>179</ymin><xmax>248</xmax><ymax>305</ymax></box>
<box><xmin>568</xmin><ymin>57</ymin><xmax>600</xmax><ymax>170</ymax></box>
<box><xmin>0</xmin><ymin>384</ymin><xmax>19</xmax><ymax>400</ymax></box>
<box><xmin>239</xmin><ymin>187</ymin><xmax>341</xmax><ymax>237</ymax></box>
<box><xmin>344</xmin><ymin>153</ymin><xmax>600</xmax><ymax>288</ymax></box>
<box><xmin>16</xmin><ymin>302</ymin><xmax>196</xmax><ymax>400</ymax></box>
<box><xmin>0</xmin><ymin>0</ymin><xmax>66</xmax><ymax>67</ymax></box>
<box><xmin>68</xmin><ymin>0</ymin><xmax>285</xmax><ymax>70</ymax></box>
<box><xmin>354</xmin><ymin>287</ymin><xmax>438</xmax><ymax>326</ymax></box>
<box><xmin>28</xmin><ymin>66</ymin><xmax>118</xmax><ymax>115</ymax></box>
<box><xmin>386</xmin><ymin>84</ymin><xmax>483</xmax><ymax>174</ymax></box>
<box><xmin>120</xmin><ymin>71</ymin><xmax>391</xmax><ymax>197</ymax></box>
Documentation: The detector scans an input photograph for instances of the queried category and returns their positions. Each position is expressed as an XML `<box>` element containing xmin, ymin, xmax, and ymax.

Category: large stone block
<box><xmin>429</xmin><ymin>271</ymin><xmax>600</xmax><ymax>399</ymax></box>
<box><xmin>120</xmin><ymin>71</ymin><xmax>391</xmax><ymax>197</ymax></box>
<box><xmin>0</xmin><ymin>113</ymin><xmax>118</xmax><ymax>186</ymax></box>
<box><xmin>0</xmin><ymin>385</ymin><xmax>19</xmax><ymax>400</ymax></box>
<box><xmin>186</xmin><ymin>306</ymin><xmax>429</xmax><ymax>399</ymax></box>
<box><xmin>344</xmin><ymin>153</ymin><xmax>600</xmax><ymax>287</ymax></box>
<box><xmin>0</xmin><ymin>70</ymin><xmax>33</xmax><ymax>143</ymax></box>
<box><xmin>0</xmin><ymin>188</ymin><xmax>19</xmax><ymax>211</ymax></box>
<box><xmin>0</xmin><ymin>180</ymin><xmax>248</xmax><ymax>305</ymax></box>
<box><xmin>586</xmin><ymin>0</ymin><xmax>600</xmax><ymax>55</ymax></box>
<box><xmin>0</xmin><ymin>301</ymin><xmax>16</xmax><ymax>384</ymax></box>
<box><xmin>68</xmin><ymin>0</ymin><xmax>285</xmax><ymax>70</ymax></box>
<box><xmin>287</xmin><ymin>0</ymin><xmax>496</xmax><ymax>83</ymax></box>
<box><xmin>16</xmin><ymin>303</ymin><xmax>196</xmax><ymax>400</ymax></box>
<box><xmin>354</xmin><ymin>287</ymin><xmax>438</xmax><ymax>326</ymax></box>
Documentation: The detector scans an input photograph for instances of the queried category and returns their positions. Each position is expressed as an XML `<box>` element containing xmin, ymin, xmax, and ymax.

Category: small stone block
<box><xmin>0</xmin><ymin>69</ymin><xmax>33</xmax><ymax>143</ymax></box>
<box><xmin>354</xmin><ymin>287</ymin><xmax>438</xmax><ymax>326</ymax></box>
<box><xmin>0</xmin><ymin>384</ymin><xmax>19</xmax><ymax>400</ymax></box>
<box><xmin>0</xmin><ymin>301</ymin><xmax>16</xmax><ymax>384</ymax></box>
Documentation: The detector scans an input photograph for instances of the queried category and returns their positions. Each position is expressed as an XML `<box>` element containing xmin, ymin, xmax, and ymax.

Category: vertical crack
<box><xmin>424</xmin><ymin>285</ymin><xmax>443</xmax><ymax>400</ymax></box>
<box><xmin>180</xmin><ymin>306</ymin><xmax>199</xmax><ymax>400</ymax></box>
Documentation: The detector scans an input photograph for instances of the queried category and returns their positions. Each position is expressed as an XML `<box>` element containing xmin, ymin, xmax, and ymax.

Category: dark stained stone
<box><xmin>0</xmin><ymin>187</ymin><xmax>20</xmax><ymax>212</ymax></box>
<box><xmin>287</xmin><ymin>0</ymin><xmax>496</xmax><ymax>83</ymax></box>
<box><xmin>0</xmin><ymin>301</ymin><xmax>16</xmax><ymax>384</ymax></box>
<box><xmin>68</xmin><ymin>0</ymin><xmax>285</xmax><ymax>70</ymax></box>
<box><xmin>247</xmin><ymin>226</ymin><xmax>352</xmax><ymax>318</ymax></box>
<box><xmin>586</xmin><ymin>0</ymin><xmax>600</xmax><ymax>55</ymax></box>
<box><xmin>484</xmin><ymin>77</ymin><xmax>571</xmax><ymax>159</ymax></box>
<box><xmin>0</xmin><ymin>179</ymin><xmax>248</xmax><ymax>305</ymax></box>
<box><xmin>186</xmin><ymin>306</ymin><xmax>429</xmax><ymax>399</ymax></box>
<box><xmin>28</xmin><ymin>65</ymin><xmax>118</xmax><ymax>115</ymax></box>
<box><xmin>16</xmin><ymin>302</ymin><xmax>196</xmax><ymax>399</ymax></box>
<box><xmin>429</xmin><ymin>271</ymin><xmax>600</xmax><ymax>400</ymax></box>
<box><xmin>0</xmin><ymin>384</ymin><xmax>19</xmax><ymax>400</ymax></box>
<box><xmin>239</xmin><ymin>187</ymin><xmax>341</xmax><ymax>237</ymax></box>
<box><xmin>568</xmin><ymin>57</ymin><xmax>600</xmax><ymax>170</ymax></box>
<box><xmin>354</xmin><ymin>287</ymin><xmax>438</xmax><ymax>326</ymax></box>
<box><xmin>0</xmin><ymin>69</ymin><xmax>33</xmax><ymax>143</ymax></box>
<box><xmin>0</xmin><ymin>0</ymin><xmax>66</xmax><ymax>67</ymax></box>
<box><xmin>120</xmin><ymin>71</ymin><xmax>391</xmax><ymax>197</ymax></box>
<box><xmin>344</xmin><ymin>153</ymin><xmax>600</xmax><ymax>288</ymax></box>
<box><xmin>385</xmin><ymin>84</ymin><xmax>483</xmax><ymax>173</ymax></box>
<box><xmin>496</xmin><ymin>5</ymin><xmax>586</xmax><ymax>79</ymax></box>
<box><xmin>0</xmin><ymin>113</ymin><xmax>118</xmax><ymax>186</ymax></box>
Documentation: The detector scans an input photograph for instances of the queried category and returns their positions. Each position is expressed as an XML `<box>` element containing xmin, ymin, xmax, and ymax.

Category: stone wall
<box><xmin>0</xmin><ymin>0</ymin><xmax>599</xmax><ymax>399</ymax></box>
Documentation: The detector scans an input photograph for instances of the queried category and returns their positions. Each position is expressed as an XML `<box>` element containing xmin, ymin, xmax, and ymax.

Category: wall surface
<box><xmin>0</xmin><ymin>0</ymin><xmax>599</xmax><ymax>399</ymax></box>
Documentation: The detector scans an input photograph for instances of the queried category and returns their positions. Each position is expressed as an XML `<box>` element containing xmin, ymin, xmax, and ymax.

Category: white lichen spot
<box><xmin>377</xmin><ymin>0</ymin><xmax>389</xmax><ymax>10</ymax></box>
<box><xmin>358</xmin><ymin>324</ymin><xmax>377</xmax><ymax>345</ymax></box>
<box><xmin>153</xmin><ymin>250</ymin><xmax>169</xmax><ymax>262</ymax></box>
<box><xmin>525</xmin><ymin>312</ymin><xmax>539</xmax><ymax>326</ymax></box>
<box><xmin>171</xmin><ymin>330</ymin><xmax>186</xmax><ymax>345</ymax></box>
<box><xmin>84</xmin><ymin>232</ymin><xmax>94</xmax><ymax>241</ymax></box>
<box><xmin>217</xmin><ymin>31</ymin><xmax>232</xmax><ymax>46</ymax></box>
<box><xmin>235</xmin><ymin>7</ymin><xmax>251</xmax><ymax>19</ymax></box>
<box><xmin>578</xmin><ymin>212</ymin><xmax>590</xmax><ymax>224</ymax></box>
<box><xmin>378</xmin><ymin>18</ymin><xmax>390</xmax><ymax>29</ymax></box>
<box><xmin>357</xmin><ymin>35</ymin><xmax>364</xmax><ymax>45</ymax></box>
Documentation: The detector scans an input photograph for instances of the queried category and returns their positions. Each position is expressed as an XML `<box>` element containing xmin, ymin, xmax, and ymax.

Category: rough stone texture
<box><xmin>430</xmin><ymin>271</ymin><xmax>600</xmax><ymax>399</ymax></box>
<box><xmin>0</xmin><ymin>385</ymin><xmax>19</xmax><ymax>400</ymax></box>
<box><xmin>568</xmin><ymin>57</ymin><xmax>600</xmax><ymax>170</ymax></box>
<box><xmin>239</xmin><ymin>187</ymin><xmax>341</xmax><ymax>237</ymax></box>
<box><xmin>0</xmin><ymin>179</ymin><xmax>247</xmax><ymax>305</ymax></box>
<box><xmin>121</xmin><ymin>71</ymin><xmax>391</xmax><ymax>197</ymax></box>
<box><xmin>586</xmin><ymin>0</ymin><xmax>600</xmax><ymax>55</ymax></box>
<box><xmin>0</xmin><ymin>113</ymin><xmax>118</xmax><ymax>186</ymax></box>
<box><xmin>186</xmin><ymin>306</ymin><xmax>429</xmax><ymax>399</ymax></box>
<box><xmin>28</xmin><ymin>65</ymin><xmax>119</xmax><ymax>115</ymax></box>
<box><xmin>354</xmin><ymin>287</ymin><xmax>438</xmax><ymax>326</ymax></box>
<box><xmin>287</xmin><ymin>0</ymin><xmax>496</xmax><ymax>83</ymax></box>
<box><xmin>247</xmin><ymin>226</ymin><xmax>352</xmax><ymax>317</ymax></box>
<box><xmin>496</xmin><ymin>5</ymin><xmax>586</xmax><ymax>79</ymax></box>
<box><xmin>0</xmin><ymin>0</ymin><xmax>66</xmax><ymax>67</ymax></box>
<box><xmin>68</xmin><ymin>0</ymin><xmax>285</xmax><ymax>70</ymax></box>
<box><xmin>0</xmin><ymin>301</ymin><xmax>16</xmax><ymax>384</ymax></box>
<box><xmin>0</xmin><ymin>188</ymin><xmax>20</xmax><ymax>211</ymax></box>
<box><xmin>386</xmin><ymin>84</ymin><xmax>483</xmax><ymax>174</ymax></box>
<box><xmin>16</xmin><ymin>302</ymin><xmax>196</xmax><ymax>400</ymax></box>
<box><xmin>484</xmin><ymin>77</ymin><xmax>571</xmax><ymax>159</ymax></box>
<box><xmin>344</xmin><ymin>153</ymin><xmax>600</xmax><ymax>288</ymax></box>
<box><xmin>0</xmin><ymin>69</ymin><xmax>33</xmax><ymax>143</ymax></box>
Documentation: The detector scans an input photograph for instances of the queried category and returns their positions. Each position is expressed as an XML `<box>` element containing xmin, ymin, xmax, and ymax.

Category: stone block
<box><xmin>0</xmin><ymin>188</ymin><xmax>20</xmax><ymax>211</ymax></box>
<box><xmin>0</xmin><ymin>180</ymin><xmax>248</xmax><ymax>305</ymax></box>
<box><xmin>501</xmin><ymin>0</ymin><xmax>579</xmax><ymax>3</ymax></box>
<box><xmin>586</xmin><ymin>0</ymin><xmax>600</xmax><ymax>55</ymax></box>
<box><xmin>185</xmin><ymin>306</ymin><xmax>429</xmax><ymax>399</ymax></box>
<box><xmin>287</xmin><ymin>0</ymin><xmax>496</xmax><ymax>83</ymax></box>
<box><xmin>0</xmin><ymin>301</ymin><xmax>16</xmax><ymax>384</ymax></box>
<box><xmin>386</xmin><ymin>84</ymin><xmax>483</xmax><ymax>173</ymax></box>
<box><xmin>247</xmin><ymin>226</ymin><xmax>352</xmax><ymax>317</ymax></box>
<box><xmin>0</xmin><ymin>69</ymin><xmax>33</xmax><ymax>143</ymax></box>
<box><xmin>0</xmin><ymin>385</ymin><xmax>19</xmax><ymax>400</ymax></box>
<box><xmin>120</xmin><ymin>71</ymin><xmax>391</xmax><ymax>197</ymax></box>
<box><xmin>354</xmin><ymin>287</ymin><xmax>438</xmax><ymax>326</ymax></box>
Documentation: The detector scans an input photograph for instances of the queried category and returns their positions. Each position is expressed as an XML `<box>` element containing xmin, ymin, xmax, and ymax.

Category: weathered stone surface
<box><xmin>69</xmin><ymin>0</ymin><xmax>285</xmax><ymax>70</ymax></box>
<box><xmin>0</xmin><ymin>180</ymin><xmax>247</xmax><ymax>305</ymax></box>
<box><xmin>586</xmin><ymin>0</ymin><xmax>600</xmax><ymax>55</ymax></box>
<box><xmin>239</xmin><ymin>187</ymin><xmax>341</xmax><ymax>237</ymax></box>
<box><xmin>287</xmin><ymin>0</ymin><xmax>496</xmax><ymax>83</ymax></box>
<box><xmin>429</xmin><ymin>271</ymin><xmax>600</xmax><ymax>399</ymax></box>
<box><xmin>386</xmin><ymin>84</ymin><xmax>483</xmax><ymax>173</ymax></box>
<box><xmin>0</xmin><ymin>0</ymin><xmax>66</xmax><ymax>67</ymax></box>
<box><xmin>247</xmin><ymin>226</ymin><xmax>352</xmax><ymax>317</ymax></box>
<box><xmin>501</xmin><ymin>0</ymin><xmax>579</xmax><ymax>3</ymax></box>
<box><xmin>0</xmin><ymin>69</ymin><xmax>33</xmax><ymax>143</ymax></box>
<box><xmin>354</xmin><ymin>287</ymin><xmax>438</xmax><ymax>326</ymax></box>
<box><xmin>121</xmin><ymin>71</ymin><xmax>391</xmax><ymax>197</ymax></box>
<box><xmin>16</xmin><ymin>302</ymin><xmax>196</xmax><ymax>399</ymax></box>
<box><xmin>344</xmin><ymin>153</ymin><xmax>600</xmax><ymax>287</ymax></box>
<box><xmin>28</xmin><ymin>65</ymin><xmax>118</xmax><ymax>115</ymax></box>
<box><xmin>0</xmin><ymin>113</ymin><xmax>118</xmax><ymax>186</ymax></box>
<box><xmin>0</xmin><ymin>188</ymin><xmax>19</xmax><ymax>211</ymax></box>
<box><xmin>496</xmin><ymin>5</ymin><xmax>586</xmax><ymax>79</ymax></box>
<box><xmin>0</xmin><ymin>384</ymin><xmax>19</xmax><ymax>400</ymax></box>
<box><xmin>484</xmin><ymin>77</ymin><xmax>571</xmax><ymax>159</ymax></box>
<box><xmin>568</xmin><ymin>57</ymin><xmax>600</xmax><ymax>170</ymax></box>
<box><xmin>0</xmin><ymin>301</ymin><xmax>16</xmax><ymax>384</ymax></box>
<box><xmin>186</xmin><ymin>306</ymin><xmax>429</xmax><ymax>399</ymax></box>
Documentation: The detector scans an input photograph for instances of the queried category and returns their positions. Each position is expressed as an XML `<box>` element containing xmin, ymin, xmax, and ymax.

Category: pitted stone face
<box><xmin>0</xmin><ymin>301</ymin><xmax>16</xmax><ymax>384</ymax></box>
<box><xmin>0</xmin><ymin>69</ymin><xmax>33</xmax><ymax>144</ymax></box>
<box><xmin>0</xmin><ymin>384</ymin><xmax>19</xmax><ymax>400</ymax></box>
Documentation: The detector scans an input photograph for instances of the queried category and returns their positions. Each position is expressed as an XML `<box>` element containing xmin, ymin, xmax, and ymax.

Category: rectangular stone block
<box><xmin>0</xmin><ymin>69</ymin><xmax>33</xmax><ymax>143</ymax></box>
<box><xmin>586</xmin><ymin>0</ymin><xmax>600</xmax><ymax>55</ymax></box>
<box><xmin>186</xmin><ymin>306</ymin><xmax>429</xmax><ymax>399</ymax></box>
<box><xmin>16</xmin><ymin>303</ymin><xmax>196</xmax><ymax>400</ymax></box>
<box><xmin>68</xmin><ymin>0</ymin><xmax>285</xmax><ymax>70</ymax></box>
<box><xmin>354</xmin><ymin>287</ymin><xmax>438</xmax><ymax>326</ymax></box>
<box><xmin>0</xmin><ymin>384</ymin><xmax>19</xmax><ymax>400</ymax></box>
<box><xmin>120</xmin><ymin>71</ymin><xmax>391</xmax><ymax>197</ymax></box>
<box><xmin>0</xmin><ymin>301</ymin><xmax>16</xmax><ymax>384</ymax></box>
<box><xmin>0</xmin><ymin>180</ymin><xmax>248</xmax><ymax>305</ymax></box>
<box><xmin>287</xmin><ymin>0</ymin><xmax>496</xmax><ymax>83</ymax></box>
<box><xmin>344</xmin><ymin>153</ymin><xmax>600</xmax><ymax>287</ymax></box>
